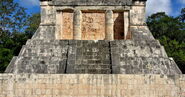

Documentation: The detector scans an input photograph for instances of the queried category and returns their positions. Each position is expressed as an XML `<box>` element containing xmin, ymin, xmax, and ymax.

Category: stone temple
<box><xmin>1</xmin><ymin>0</ymin><xmax>185</xmax><ymax>97</ymax></box>
<box><xmin>5</xmin><ymin>0</ymin><xmax>181</xmax><ymax>74</ymax></box>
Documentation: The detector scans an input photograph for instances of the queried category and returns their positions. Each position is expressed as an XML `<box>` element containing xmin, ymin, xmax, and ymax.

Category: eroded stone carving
<box><xmin>82</xmin><ymin>12</ymin><xmax>105</xmax><ymax>40</ymax></box>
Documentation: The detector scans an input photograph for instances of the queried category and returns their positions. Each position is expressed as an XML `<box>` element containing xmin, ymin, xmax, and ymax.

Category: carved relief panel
<box><xmin>56</xmin><ymin>10</ymin><xmax>130</xmax><ymax>40</ymax></box>
<box><xmin>82</xmin><ymin>12</ymin><xmax>105</xmax><ymax>40</ymax></box>
<box><xmin>62</xmin><ymin>12</ymin><xmax>73</xmax><ymax>39</ymax></box>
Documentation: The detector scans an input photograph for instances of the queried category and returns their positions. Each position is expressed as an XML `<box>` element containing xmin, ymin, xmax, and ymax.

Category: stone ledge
<box><xmin>0</xmin><ymin>74</ymin><xmax>184</xmax><ymax>97</ymax></box>
<box><xmin>39</xmin><ymin>0</ymin><xmax>147</xmax><ymax>6</ymax></box>
<box><xmin>46</xmin><ymin>0</ymin><xmax>133</xmax><ymax>6</ymax></box>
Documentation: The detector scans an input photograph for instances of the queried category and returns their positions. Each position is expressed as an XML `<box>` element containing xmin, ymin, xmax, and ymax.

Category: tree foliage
<box><xmin>0</xmin><ymin>0</ymin><xmax>40</xmax><ymax>72</ymax></box>
<box><xmin>180</xmin><ymin>8</ymin><xmax>185</xmax><ymax>22</ymax></box>
<box><xmin>0</xmin><ymin>0</ymin><xmax>28</xmax><ymax>33</ymax></box>
<box><xmin>147</xmin><ymin>9</ymin><xmax>185</xmax><ymax>73</ymax></box>
<box><xmin>25</xmin><ymin>13</ymin><xmax>41</xmax><ymax>38</ymax></box>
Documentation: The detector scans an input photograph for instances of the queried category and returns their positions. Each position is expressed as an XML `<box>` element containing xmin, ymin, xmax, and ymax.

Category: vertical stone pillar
<box><xmin>56</xmin><ymin>11</ymin><xmax>63</xmax><ymax>39</ymax></box>
<box><xmin>124</xmin><ymin>11</ymin><xmax>130</xmax><ymax>39</ymax></box>
<box><xmin>105</xmin><ymin>10</ymin><xmax>114</xmax><ymax>40</ymax></box>
<box><xmin>73</xmin><ymin>10</ymin><xmax>82</xmax><ymax>40</ymax></box>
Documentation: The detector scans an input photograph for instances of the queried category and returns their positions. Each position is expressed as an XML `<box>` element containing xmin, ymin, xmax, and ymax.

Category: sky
<box><xmin>15</xmin><ymin>0</ymin><xmax>185</xmax><ymax>17</ymax></box>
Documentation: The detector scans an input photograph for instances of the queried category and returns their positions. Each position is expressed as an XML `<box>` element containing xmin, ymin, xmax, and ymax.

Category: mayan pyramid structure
<box><xmin>1</xmin><ymin>0</ymin><xmax>185</xmax><ymax>97</ymax></box>
<box><xmin>5</xmin><ymin>0</ymin><xmax>181</xmax><ymax>74</ymax></box>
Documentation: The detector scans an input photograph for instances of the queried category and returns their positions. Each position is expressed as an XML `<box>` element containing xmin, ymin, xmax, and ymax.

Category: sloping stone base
<box><xmin>5</xmin><ymin>39</ymin><xmax>181</xmax><ymax>74</ymax></box>
<box><xmin>0</xmin><ymin>74</ymin><xmax>185</xmax><ymax>97</ymax></box>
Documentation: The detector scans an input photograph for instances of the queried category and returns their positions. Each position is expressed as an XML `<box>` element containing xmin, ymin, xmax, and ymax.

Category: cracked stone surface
<box><xmin>5</xmin><ymin>39</ymin><xmax>182</xmax><ymax>74</ymax></box>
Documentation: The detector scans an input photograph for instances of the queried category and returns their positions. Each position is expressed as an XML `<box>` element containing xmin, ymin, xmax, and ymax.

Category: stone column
<box><xmin>123</xmin><ymin>11</ymin><xmax>130</xmax><ymax>39</ymax></box>
<box><xmin>73</xmin><ymin>10</ymin><xmax>82</xmax><ymax>40</ymax></box>
<box><xmin>55</xmin><ymin>11</ymin><xmax>63</xmax><ymax>39</ymax></box>
<box><xmin>105</xmin><ymin>10</ymin><xmax>114</xmax><ymax>40</ymax></box>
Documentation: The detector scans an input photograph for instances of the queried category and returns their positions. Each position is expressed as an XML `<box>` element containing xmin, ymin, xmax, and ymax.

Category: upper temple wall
<box><xmin>40</xmin><ymin>0</ymin><xmax>146</xmax><ymax>5</ymax></box>
<box><xmin>37</xmin><ymin>0</ymin><xmax>147</xmax><ymax>40</ymax></box>
<box><xmin>43</xmin><ymin>0</ymin><xmax>133</xmax><ymax>6</ymax></box>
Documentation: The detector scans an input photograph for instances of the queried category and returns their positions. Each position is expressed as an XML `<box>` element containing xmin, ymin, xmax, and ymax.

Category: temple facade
<box><xmin>1</xmin><ymin>0</ymin><xmax>185</xmax><ymax>97</ymax></box>
<box><xmin>5</xmin><ymin>0</ymin><xmax>182</xmax><ymax>74</ymax></box>
<box><xmin>35</xmin><ymin>0</ymin><xmax>146</xmax><ymax>40</ymax></box>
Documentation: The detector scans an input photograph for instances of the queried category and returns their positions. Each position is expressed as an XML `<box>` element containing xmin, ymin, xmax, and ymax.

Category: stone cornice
<box><xmin>40</xmin><ymin>0</ymin><xmax>147</xmax><ymax>6</ymax></box>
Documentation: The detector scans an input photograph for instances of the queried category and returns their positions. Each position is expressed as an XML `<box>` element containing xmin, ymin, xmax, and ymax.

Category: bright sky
<box><xmin>15</xmin><ymin>0</ymin><xmax>185</xmax><ymax>17</ymax></box>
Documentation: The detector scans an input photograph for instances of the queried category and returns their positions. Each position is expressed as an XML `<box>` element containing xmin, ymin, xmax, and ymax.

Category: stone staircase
<box><xmin>67</xmin><ymin>40</ymin><xmax>111</xmax><ymax>74</ymax></box>
<box><xmin>5</xmin><ymin>39</ymin><xmax>182</xmax><ymax>74</ymax></box>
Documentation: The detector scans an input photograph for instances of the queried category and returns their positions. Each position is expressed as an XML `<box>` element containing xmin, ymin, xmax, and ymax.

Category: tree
<box><xmin>147</xmin><ymin>11</ymin><xmax>185</xmax><ymax>73</ymax></box>
<box><xmin>0</xmin><ymin>48</ymin><xmax>13</xmax><ymax>73</ymax></box>
<box><xmin>0</xmin><ymin>0</ymin><xmax>28</xmax><ymax>33</ymax></box>
<box><xmin>147</xmin><ymin>12</ymin><xmax>185</xmax><ymax>42</ymax></box>
<box><xmin>25</xmin><ymin>13</ymin><xmax>41</xmax><ymax>38</ymax></box>
<box><xmin>0</xmin><ymin>29</ymin><xmax>14</xmax><ymax>73</ymax></box>
<box><xmin>180</xmin><ymin>8</ymin><xmax>185</xmax><ymax>22</ymax></box>
<box><xmin>0</xmin><ymin>0</ymin><xmax>30</xmax><ymax>72</ymax></box>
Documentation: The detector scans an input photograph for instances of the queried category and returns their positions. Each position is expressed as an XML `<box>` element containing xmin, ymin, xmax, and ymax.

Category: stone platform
<box><xmin>0</xmin><ymin>74</ymin><xmax>185</xmax><ymax>97</ymax></box>
<box><xmin>2</xmin><ymin>0</ymin><xmax>184</xmax><ymax>96</ymax></box>
<box><xmin>5</xmin><ymin>0</ymin><xmax>181</xmax><ymax>75</ymax></box>
<box><xmin>5</xmin><ymin>39</ymin><xmax>181</xmax><ymax>74</ymax></box>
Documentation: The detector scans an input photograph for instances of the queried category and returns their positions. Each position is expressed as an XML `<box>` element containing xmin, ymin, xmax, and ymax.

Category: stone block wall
<box><xmin>0</xmin><ymin>74</ymin><xmax>185</xmax><ymax>97</ymax></box>
<box><xmin>38</xmin><ymin>0</ymin><xmax>147</xmax><ymax>40</ymax></box>
<box><xmin>5</xmin><ymin>39</ymin><xmax>181</xmax><ymax>74</ymax></box>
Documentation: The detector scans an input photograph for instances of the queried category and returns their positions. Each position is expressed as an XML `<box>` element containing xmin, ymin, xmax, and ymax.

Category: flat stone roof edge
<box><xmin>40</xmin><ymin>0</ymin><xmax>147</xmax><ymax>6</ymax></box>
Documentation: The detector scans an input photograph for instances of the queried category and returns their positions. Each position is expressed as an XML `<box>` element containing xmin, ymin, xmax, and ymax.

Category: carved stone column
<box><xmin>124</xmin><ymin>11</ymin><xmax>130</xmax><ymax>39</ymax></box>
<box><xmin>105</xmin><ymin>10</ymin><xmax>114</xmax><ymax>40</ymax></box>
<box><xmin>73</xmin><ymin>10</ymin><xmax>82</xmax><ymax>40</ymax></box>
<box><xmin>56</xmin><ymin>11</ymin><xmax>63</xmax><ymax>39</ymax></box>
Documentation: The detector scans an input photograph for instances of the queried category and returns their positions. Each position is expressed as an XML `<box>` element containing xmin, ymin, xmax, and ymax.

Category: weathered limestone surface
<box><xmin>38</xmin><ymin>0</ymin><xmax>147</xmax><ymax>40</ymax></box>
<box><xmin>73</xmin><ymin>10</ymin><xmax>82</xmax><ymax>40</ymax></box>
<box><xmin>5</xmin><ymin>0</ymin><xmax>182</xmax><ymax>74</ymax></box>
<box><xmin>0</xmin><ymin>74</ymin><xmax>185</xmax><ymax>97</ymax></box>
<box><xmin>3</xmin><ymin>0</ymin><xmax>184</xmax><ymax>96</ymax></box>
<box><xmin>52</xmin><ymin>0</ymin><xmax>134</xmax><ymax>6</ymax></box>
<box><xmin>105</xmin><ymin>10</ymin><xmax>114</xmax><ymax>40</ymax></box>
<box><xmin>62</xmin><ymin>12</ymin><xmax>73</xmax><ymax>39</ymax></box>
<box><xmin>5</xmin><ymin>38</ymin><xmax>181</xmax><ymax>74</ymax></box>
<box><xmin>123</xmin><ymin>11</ymin><xmax>130</xmax><ymax>39</ymax></box>
<box><xmin>67</xmin><ymin>40</ymin><xmax>111</xmax><ymax>74</ymax></box>
<box><xmin>130</xmin><ymin>6</ymin><xmax>146</xmax><ymax>26</ymax></box>
<box><xmin>82</xmin><ymin>12</ymin><xmax>105</xmax><ymax>40</ymax></box>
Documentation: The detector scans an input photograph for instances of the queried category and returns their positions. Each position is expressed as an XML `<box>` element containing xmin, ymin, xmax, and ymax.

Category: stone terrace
<box><xmin>0</xmin><ymin>74</ymin><xmax>185</xmax><ymax>97</ymax></box>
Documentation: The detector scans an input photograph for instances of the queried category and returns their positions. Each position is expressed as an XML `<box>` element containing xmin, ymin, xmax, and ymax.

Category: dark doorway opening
<box><xmin>113</xmin><ymin>13</ymin><xmax>124</xmax><ymax>40</ymax></box>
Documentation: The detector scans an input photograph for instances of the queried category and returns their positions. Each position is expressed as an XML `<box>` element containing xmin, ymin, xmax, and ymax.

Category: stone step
<box><xmin>117</xmin><ymin>47</ymin><xmax>166</xmax><ymax>57</ymax></box>
<box><xmin>11</xmin><ymin>56</ymin><xmax>67</xmax><ymax>73</ymax></box>
<box><xmin>19</xmin><ymin>46</ymin><xmax>68</xmax><ymax>57</ymax></box>
<box><xmin>21</xmin><ymin>42</ymin><xmax>165</xmax><ymax>58</ymax></box>
<box><xmin>23</xmin><ymin>45</ymin><xmax>162</xmax><ymax>54</ymax></box>
<box><xmin>113</xmin><ymin>57</ymin><xmax>181</xmax><ymax>74</ymax></box>
<box><xmin>74</xmin><ymin>65</ymin><xmax>111</xmax><ymax>69</ymax></box>
<box><xmin>74</xmin><ymin>68</ymin><xmax>111</xmax><ymax>74</ymax></box>
<box><xmin>26</xmin><ymin>39</ymin><xmax>160</xmax><ymax>47</ymax></box>
<box><xmin>26</xmin><ymin>39</ymin><xmax>69</xmax><ymax>45</ymax></box>
<box><xmin>25</xmin><ymin>40</ymin><xmax>162</xmax><ymax>52</ymax></box>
